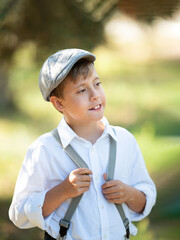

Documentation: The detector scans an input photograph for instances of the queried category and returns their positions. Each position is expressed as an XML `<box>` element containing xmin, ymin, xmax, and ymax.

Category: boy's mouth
<box><xmin>89</xmin><ymin>104</ymin><xmax>101</xmax><ymax>110</ymax></box>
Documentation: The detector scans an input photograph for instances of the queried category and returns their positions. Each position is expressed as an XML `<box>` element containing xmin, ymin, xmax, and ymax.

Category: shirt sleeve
<box><xmin>128</xmin><ymin>136</ymin><xmax>157</xmax><ymax>221</ymax></box>
<box><xmin>9</xmin><ymin>143</ymin><xmax>51</xmax><ymax>230</ymax></box>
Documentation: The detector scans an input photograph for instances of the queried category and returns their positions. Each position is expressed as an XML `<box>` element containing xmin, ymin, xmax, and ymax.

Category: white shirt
<box><xmin>9</xmin><ymin>117</ymin><xmax>156</xmax><ymax>240</ymax></box>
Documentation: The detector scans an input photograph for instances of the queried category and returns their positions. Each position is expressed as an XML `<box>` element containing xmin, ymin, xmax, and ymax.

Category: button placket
<box><xmin>89</xmin><ymin>144</ymin><xmax>110</xmax><ymax>240</ymax></box>
<box><xmin>89</xmin><ymin>146</ymin><xmax>99</xmax><ymax>186</ymax></box>
<box><xmin>90</xmin><ymin>146</ymin><xmax>94</xmax><ymax>152</ymax></box>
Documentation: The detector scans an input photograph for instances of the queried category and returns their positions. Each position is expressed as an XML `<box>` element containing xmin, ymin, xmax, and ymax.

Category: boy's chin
<box><xmin>90</xmin><ymin>114</ymin><xmax>104</xmax><ymax>122</ymax></box>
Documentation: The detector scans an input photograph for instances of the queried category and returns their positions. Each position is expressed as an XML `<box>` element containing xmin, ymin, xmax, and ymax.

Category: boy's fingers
<box><xmin>70</xmin><ymin>168</ymin><xmax>92</xmax><ymax>185</ymax></box>
<box><xmin>76</xmin><ymin>168</ymin><xmax>92</xmax><ymax>175</ymax></box>
<box><xmin>104</xmin><ymin>192</ymin><xmax>126</xmax><ymax>204</ymax></box>
<box><xmin>103</xmin><ymin>173</ymin><xmax>107</xmax><ymax>181</ymax></box>
<box><xmin>78</xmin><ymin>186</ymin><xmax>91</xmax><ymax>195</ymax></box>
<box><xmin>102</xmin><ymin>180</ymin><xmax>117</xmax><ymax>189</ymax></box>
<box><xmin>106</xmin><ymin>197</ymin><xmax>124</xmax><ymax>204</ymax></box>
<box><xmin>78</xmin><ymin>181</ymin><xmax>91</xmax><ymax>188</ymax></box>
<box><xmin>80</xmin><ymin>174</ymin><xmax>92</xmax><ymax>182</ymax></box>
<box><xmin>104</xmin><ymin>192</ymin><xmax>119</xmax><ymax>199</ymax></box>
<box><xmin>102</xmin><ymin>185</ymin><xmax>119</xmax><ymax>194</ymax></box>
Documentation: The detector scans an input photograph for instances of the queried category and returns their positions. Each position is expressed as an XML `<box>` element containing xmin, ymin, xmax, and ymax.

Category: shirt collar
<box><xmin>101</xmin><ymin>117</ymin><xmax>119</xmax><ymax>143</ymax></box>
<box><xmin>57</xmin><ymin>116</ymin><xmax>118</xmax><ymax>148</ymax></box>
<box><xmin>57</xmin><ymin>117</ymin><xmax>77</xmax><ymax>148</ymax></box>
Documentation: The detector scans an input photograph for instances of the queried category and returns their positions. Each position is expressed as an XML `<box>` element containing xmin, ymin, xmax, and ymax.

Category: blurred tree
<box><xmin>0</xmin><ymin>0</ymin><xmax>180</xmax><ymax>108</ymax></box>
<box><xmin>118</xmin><ymin>0</ymin><xmax>180</xmax><ymax>22</ymax></box>
<box><xmin>0</xmin><ymin>0</ymin><xmax>117</xmax><ymax>108</ymax></box>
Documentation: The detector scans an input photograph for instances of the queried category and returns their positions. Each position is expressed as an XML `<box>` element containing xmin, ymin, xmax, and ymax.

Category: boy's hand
<box><xmin>101</xmin><ymin>173</ymin><xmax>131</xmax><ymax>204</ymax></box>
<box><xmin>63</xmin><ymin>168</ymin><xmax>92</xmax><ymax>199</ymax></box>
<box><xmin>101</xmin><ymin>173</ymin><xmax>146</xmax><ymax>213</ymax></box>
<box><xmin>42</xmin><ymin>168</ymin><xmax>92</xmax><ymax>218</ymax></box>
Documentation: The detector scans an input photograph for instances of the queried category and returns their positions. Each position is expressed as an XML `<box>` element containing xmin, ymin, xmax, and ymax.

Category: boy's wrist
<box><xmin>125</xmin><ymin>185</ymin><xmax>135</xmax><ymax>204</ymax></box>
<box><xmin>125</xmin><ymin>185</ymin><xmax>146</xmax><ymax>213</ymax></box>
<box><xmin>58</xmin><ymin>178</ymin><xmax>72</xmax><ymax>201</ymax></box>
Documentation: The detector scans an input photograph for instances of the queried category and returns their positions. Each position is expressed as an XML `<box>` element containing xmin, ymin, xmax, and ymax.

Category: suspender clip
<box><xmin>59</xmin><ymin>219</ymin><xmax>70</xmax><ymax>229</ymax></box>
<box><xmin>123</xmin><ymin>218</ymin><xmax>130</xmax><ymax>239</ymax></box>
<box><xmin>58</xmin><ymin>219</ymin><xmax>70</xmax><ymax>239</ymax></box>
<box><xmin>123</xmin><ymin>218</ymin><xmax>129</xmax><ymax>229</ymax></box>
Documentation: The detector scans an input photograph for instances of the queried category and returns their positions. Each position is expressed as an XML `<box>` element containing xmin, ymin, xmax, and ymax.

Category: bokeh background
<box><xmin>0</xmin><ymin>1</ymin><xmax>180</xmax><ymax>239</ymax></box>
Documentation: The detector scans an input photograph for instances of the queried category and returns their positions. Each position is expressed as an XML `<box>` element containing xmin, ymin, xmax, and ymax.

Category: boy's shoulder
<box><xmin>111</xmin><ymin>125</ymin><xmax>137</xmax><ymax>146</ymax></box>
<box><xmin>112</xmin><ymin>125</ymin><xmax>135</xmax><ymax>139</ymax></box>
<box><xmin>111</xmin><ymin>126</ymin><xmax>139</xmax><ymax>153</ymax></box>
<box><xmin>29</xmin><ymin>131</ymin><xmax>57</xmax><ymax>151</ymax></box>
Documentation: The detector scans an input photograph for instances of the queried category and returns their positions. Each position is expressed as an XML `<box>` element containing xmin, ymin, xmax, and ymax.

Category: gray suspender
<box><xmin>51</xmin><ymin>128</ymin><xmax>130</xmax><ymax>240</ymax></box>
<box><xmin>107</xmin><ymin>135</ymin><xmax>130</xmax><ymax>239</ymax></box>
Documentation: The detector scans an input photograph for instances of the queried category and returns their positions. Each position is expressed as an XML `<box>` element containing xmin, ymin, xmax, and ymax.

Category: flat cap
<box><xmin>39</xmin><ymin>48</ymin><xmax>96</xmax><ymax>101</ymax></box>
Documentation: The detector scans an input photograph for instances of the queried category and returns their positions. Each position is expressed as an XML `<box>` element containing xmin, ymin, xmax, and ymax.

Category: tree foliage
<box><xmin>0</xmin><ymin>0</ymin><xmax>117</xmax><ymax>107</ymax></box>
<box><xmin>0</xmin><ymin>0</ymin><xmax>117</xmax><ymax>60</ymax></box>
<box><xmin>118</xmin><ymin>0</ymin><xmax>180</xmax><ymax>22</ymax></box>
<box><xmin>0</xmin><ymin>0</ymin><xmax>180</xmax><ymax>107</ymax></box>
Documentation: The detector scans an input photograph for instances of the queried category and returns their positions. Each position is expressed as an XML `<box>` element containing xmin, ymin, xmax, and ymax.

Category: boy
<box><xmin>9</xmin><ymin>48</ymin><xmax>156</xmax><ymax>240</ymax></box>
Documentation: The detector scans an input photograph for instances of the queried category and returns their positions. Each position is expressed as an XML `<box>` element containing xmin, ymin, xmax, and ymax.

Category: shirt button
<box><xmin>101</xmin><ymin>205</ymin><xmax>104</xmax><ymax>209</ymax></box>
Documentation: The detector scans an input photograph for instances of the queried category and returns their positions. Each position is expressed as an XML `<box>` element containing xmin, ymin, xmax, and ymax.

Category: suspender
<box><xmin>107</xmin><ymin>135</ymin><xmax>130</xmax><ymax>239</ymax></box>
<box><xmin>51</xmin><ymin>128</ymin><xmax>130</xmax><ymax>240</ymax></box>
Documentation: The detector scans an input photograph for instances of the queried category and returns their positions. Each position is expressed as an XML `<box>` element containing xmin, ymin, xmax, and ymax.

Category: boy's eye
<box><xmin>96</xmin><ymin>81</ymin><xmax>102</xmax><ymax>86</ymax></box>
<box><xmin>77</xmin><ymin>88</ymin><xmax>86</xmax><ymax>94</ymax></box>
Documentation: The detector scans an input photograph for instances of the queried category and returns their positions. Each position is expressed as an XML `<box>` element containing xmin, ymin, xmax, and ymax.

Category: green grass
<box><xmin>0</xmin><ymin>48</ymin><xmax>180</xmax><ymax>239</ymax></box>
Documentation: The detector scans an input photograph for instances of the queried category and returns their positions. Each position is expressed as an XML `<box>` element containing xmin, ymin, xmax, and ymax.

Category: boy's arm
<box><xmin>42</xmin><ymin>168</ymin><xmax>92</xmax><ymax>218</ymax></box>
<box><xmin>101</xmin><ymin>131</ymin><xmax>156</xmax><ymax>218</ymax></box>
<box><xmin>101</xmin><ymin>174</ymin><xmax>146</xmax><ymax>213</ymax></box>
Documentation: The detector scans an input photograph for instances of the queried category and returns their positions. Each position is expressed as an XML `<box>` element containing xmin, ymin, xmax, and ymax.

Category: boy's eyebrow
<box><xmin>75</xmin><ymin>83</ymin><xmax>86</xmax><ymax>89</ymax></box>
<box><xmin>75</xmin><ymin>77</ymin><xmax>100</xmax><ymax>89</ymax></box>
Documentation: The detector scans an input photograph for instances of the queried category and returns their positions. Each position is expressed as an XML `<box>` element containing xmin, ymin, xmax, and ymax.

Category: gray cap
<box><xmin>39</xmin><ymin>48</ymin><xmax>96</xmax><ymax>101</ymax></box>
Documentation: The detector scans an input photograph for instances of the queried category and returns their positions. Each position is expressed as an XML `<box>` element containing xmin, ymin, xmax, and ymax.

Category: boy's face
<box><xmin>56</xmin><ymin>67</ymin><xmax>106</xmax><ymax>127</ymax></box>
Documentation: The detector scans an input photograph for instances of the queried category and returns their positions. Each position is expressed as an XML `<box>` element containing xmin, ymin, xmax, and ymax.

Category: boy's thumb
<box><xmin>103</xmin><ymin>173</ymin><xmax>107</xmax><ymax>181</ymax></box>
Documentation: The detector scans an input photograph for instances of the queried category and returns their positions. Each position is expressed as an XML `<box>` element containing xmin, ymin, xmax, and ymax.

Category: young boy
<box><xmin>9</xmin><ymin>48</ymin><xmax>156</xmax><ymax>240</ymax></box>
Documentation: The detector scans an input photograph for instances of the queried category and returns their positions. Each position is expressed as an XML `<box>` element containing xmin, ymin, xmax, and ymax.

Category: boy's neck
<box><xmin>65</xmin><ymin>119</ymin><xmax>105</xmax><ymax>144</ymax></box>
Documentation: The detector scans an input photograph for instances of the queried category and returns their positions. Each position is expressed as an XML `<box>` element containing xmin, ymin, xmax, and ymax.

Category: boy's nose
<box><xmin>90</xmin><ymin>89</ymin><xmax>99</xmax><ymax>101</ymax></box>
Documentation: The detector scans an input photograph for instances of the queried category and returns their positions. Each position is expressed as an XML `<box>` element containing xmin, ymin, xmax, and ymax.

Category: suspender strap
<box><xmin>106</xmin><ymin>135</ymin><xmax>116</xmax><ymax>182</ymax></box>
<box><xmin>51</xmin><ymin>129</ymin><xmax>89</xmax><ymax>240</ymax></box>
<box><xmin>51</xmin><ymin>128</ymin><xmax>130</xmax><ymax>240</ymax></box>
<box><xmin>51</xmin><ymin>129</ymin><xmax>89</xmax><ymax>169</ymax></box>
<box><xmin>107</xmin><ymin>132</ymin><xmax>130</xmax><ymax>239</ymax></box>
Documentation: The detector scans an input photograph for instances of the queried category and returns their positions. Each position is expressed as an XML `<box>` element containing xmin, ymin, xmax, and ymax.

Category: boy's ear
<box><xmin>50</xmin><ymin>96</ymin><xmax>64</xmax><ymax>113</ymax></box>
